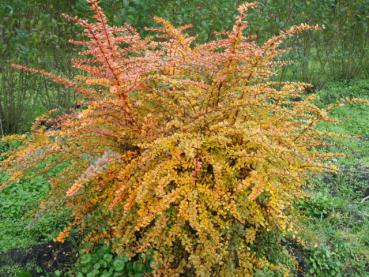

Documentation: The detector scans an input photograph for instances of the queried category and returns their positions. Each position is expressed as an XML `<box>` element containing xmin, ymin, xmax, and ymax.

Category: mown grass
<box><xmin>0</xmin><ymin>79</ymin><xmax>368</xmax><ymax>276</ymax></box>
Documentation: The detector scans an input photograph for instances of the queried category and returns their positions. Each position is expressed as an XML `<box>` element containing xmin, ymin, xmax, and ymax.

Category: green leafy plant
<box><xmin>73</xmin><ymin>245</ymin><xmax>153</xmax><ymax>277</ymax></box>
<box><xmin>297</xmin><ymin>192</ymin><xmax>341</xmax><ymax>219</ymax></box>
<box><xmin>307</xmin><ymin>246</ymin><xmax>342</xmax><ymax>277</ymax></box>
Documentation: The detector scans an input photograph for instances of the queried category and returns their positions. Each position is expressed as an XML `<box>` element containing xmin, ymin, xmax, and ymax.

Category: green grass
<box><xmin>298</xmin><ymin>79</ymin><xmax>369</xmax><ymax>276</ymax></box>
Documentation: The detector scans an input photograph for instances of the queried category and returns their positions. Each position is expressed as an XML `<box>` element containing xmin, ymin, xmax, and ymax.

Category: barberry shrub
<box><xmin>2</xmin><ymin>0</ymin><xmax>367</xmax><ymax>275</ymax></box>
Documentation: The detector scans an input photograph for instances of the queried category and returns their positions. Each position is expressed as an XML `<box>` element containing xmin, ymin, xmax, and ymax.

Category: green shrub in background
<box><xmin>0</xmin><ymin>1</ymin><xmax>78</xmax><ymax>134</ymax></box>
<box><xmin>247</xmin><ymin>0</ymin><xmax>369</xmax><ymax>83</ymax></box>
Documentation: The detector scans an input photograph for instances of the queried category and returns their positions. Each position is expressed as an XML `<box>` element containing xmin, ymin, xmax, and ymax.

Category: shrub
<box><xmin>2</xmin><ymin>0</ymin><xmax>368</xmax><ymax>275</ymax></box>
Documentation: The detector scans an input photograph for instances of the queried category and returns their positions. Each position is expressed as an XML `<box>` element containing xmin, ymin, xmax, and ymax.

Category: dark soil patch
<box><xmin>0</xmin><ymin>239</ymin><xmax>78</xmax><ymax>276</ymax></box>
<box><xmin>284</xmin><ymin>239</ymin><xmax>307</xmax><ymax>277</ymax></box>
<box><xmin>322</xmin><ymin>165</ymin><xmax>369</xmax><ymax>198</ymax></box>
